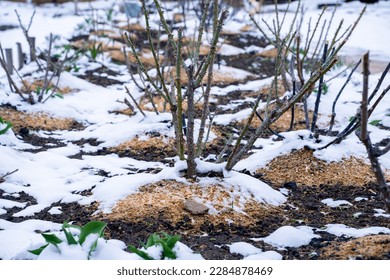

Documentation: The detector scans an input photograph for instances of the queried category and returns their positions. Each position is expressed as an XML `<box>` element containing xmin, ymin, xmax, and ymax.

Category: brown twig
<box><xmin>357</xmin><ymin>52</ymin><xmax>390</xmax><ymax>213</ymax></box>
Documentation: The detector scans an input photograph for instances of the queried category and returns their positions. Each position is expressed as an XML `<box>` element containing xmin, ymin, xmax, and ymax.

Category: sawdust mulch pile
<box><xmin>257</xmin><ymin>148</ymin><xmax>377</xmax><ymax>186</ymax></box>
<box><xmin>110</xmin><ymin>49</ymin><xmax>164</xmax><ymax>67</ymax></box>
<box><xmin>320</xmin><ymin>235</ymin><xmax>390</xmax><ymax>260</ymax></box>
<box><xmin>138</xmin><ymin>94</ymin><xmax>204</xmax><ymax>114</ymax></box>
<box><xmin>162</xmin><ymin>66</ymin><xmax>256</xmax><ymax>87</ymax></box>
<box><xmin>101</xmin><ymin>180</ymin><xmax>282</xmax><ymax>230</ymax></box>
<box><xmin>0</xmin><ymin>107</ymin><xmax>81</xmax><ymax>132</ymax></box>
<box><xmin>240</xmin><ymin>104</ymin><xmax>308</xmax><ymax>132</ymax></box>
<box><xmin>110</xmin><ymin>135</ymin><xmax>176</xmax><ymax>155</ymax></box>
<box><xmin>21</xmin><ymin>79</ymin><xmax>73</xmax><ymax>95</ymax></box>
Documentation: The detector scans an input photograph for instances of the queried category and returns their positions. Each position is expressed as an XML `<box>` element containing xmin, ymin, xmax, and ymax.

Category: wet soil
<box><xmin>221</xmin><ymin>53</ymin><xmax>275</xmax><ymax>78</ymax></box>
<box><xmin>78</xmin><ymin>66</ymin><xmax>124</xmax><ymax>87</ymax></box>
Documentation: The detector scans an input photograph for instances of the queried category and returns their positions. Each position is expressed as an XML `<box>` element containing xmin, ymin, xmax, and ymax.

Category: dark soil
<box><xmin>78</xmin><ymin>66</ymin><xmax>124</xmax><ymax>87</ymax></box>
<box><xmin>221</xmin><ymin>53</ymin><xmax>275</xmax><ymax>78</ymax></box>
<box><xmin>0</xmin><ymin>25</ymin><xmax>17</xmax><ymax>31</ymax></box>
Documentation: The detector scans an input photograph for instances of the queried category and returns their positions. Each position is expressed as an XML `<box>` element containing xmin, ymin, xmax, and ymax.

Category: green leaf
<box><xmin>89</xmin><ymin>239</ymin><xmax>99</xmax><ymax>254</ymax></box>
<box><xmin>369</xmin><ymin>119</ymin><xmax>381</xmax><ymax>126</ymax></box>
<box><xmin>62</xmin><ymin>222</ymin><xmax>78</xmax><ymax>245</ymax></box>
<box><xmin>156</xmin><ymin>240</ymin><xmax>177</xmax><ymax>259</ymax></box>
<box><xmin>165</xmin><ymin>235</ymin><xmax>181</xmax><ymax>250</ymax></box>
<box><xmin>78</xmin><ymin>221</ymin><xmax>106</xmax><ymax>245</ymax></box>
<box><xmin>63</xmin><ymin>221</ymin><xmax>81</xmax><ymax>231</ymax></box>
<box><xmin>145</xmin><ymin>233</ymin><xmax>159</xmax><ymax>248</ymax></box>
<box><xmin>42</xmin><ymin>233</ymin><xmax>63</xmax><ymax>246</ymax></box>
<box><xmin>128</xmin><ymin>245</ymin><xmax>154</xmax><ymax>260</ymax></box>
<box><xmin>28</xmin><ymin>244</ymin><xmax>49</xmax><ymax>255</ymax></box>
<box><xmin>0</xmin><ymin>121</ymin><xmax>12</xmax><ymax>135</ymax></box>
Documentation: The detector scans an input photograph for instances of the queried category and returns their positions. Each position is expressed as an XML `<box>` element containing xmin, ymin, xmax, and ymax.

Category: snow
<box><xmin>321</xmin><ymin>198</ymin><xmax>352</xmax><ymax>208</ymax></box>
<box><xmin>0</xmin><ymin>229</ymin><xmax>43</xmax><ymax>260</ymax></box>
<box><xmin>229</xmin><ymin>242</ymin><xmax>263</xmax><ymax>257</ymax></box>
<box><xmin>354</xmin><ymin>197</ymin><xmax>368</xmax><ymax>202</ymax></box>
<box><xmin>243</xmin><ymin>251</ymin><xmax>283</xmax><ymax>260</ymax></box>
<box><xmin>257</xmin><ymin>226</ymin><xmax>320</xmax><ymax>249</ymax></box>
<box><xmin>223</xmin><ymin>170</ymin><xmax>286</xmax><ymax>206</ymax></box>
<box><xmin>0</xmin><ymin>198</ymin><xmax>27</xmax><ymax>209</ymax></box>
<box><xmin>323</xmin><ymin>224</ymin><xmax>390</xmax><ymax>238</ymax></box>
<box><xmin>228</xmin><ymin>242</ymin><xmax>282</xmax><ymax>260</ymax></box>
<box><xmin>0</xmin><ymin>0</ymin><xmax>390</xmax><ymax>260</ymax></box>
<box><xmin>47</xmin><ymin>206</ymin><xmax>62</xmax><ymax>215</ymax></box>
<box><xmin>373</xmin><ymin>209</ymin><xmax>390</xmax><ymax>218</ymax></box>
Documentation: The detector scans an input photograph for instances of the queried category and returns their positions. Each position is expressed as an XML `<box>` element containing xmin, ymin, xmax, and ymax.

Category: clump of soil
<box><xmin>257</xmin><ymin>148</ymin><xmax>377</xmax><ymax>186</ymax></box>
<box><xmin>320</xmin><ymin>235</ymin><xmax>390</xmax><ymax>260</ymax></box>
<box><xmin>101</xmin><ymin>180</ymin><xmax>282</xmax><ymax>231</ymax></box>
<box><xmin>0</xmin><ymin>106</ymin><xmax>82</xmax><ymax>133</ymax></box>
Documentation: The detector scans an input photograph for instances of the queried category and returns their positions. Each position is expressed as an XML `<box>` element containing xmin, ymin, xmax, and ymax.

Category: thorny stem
<box><xmin>196</xmin><ymin>0</ymin><xmax>218</xmax><ymax>157</ymax></box>
<box><xmin>186</xmin><ymin>66</ymin><xmax>196</xmax><ymax>179</ymax></box>
<box><xmin>123</xmin><ymin>46</ymin><xmax>145</xmax><ymax>91</ymax></box>
<box><xmin>125</xmin><ymin>33</ymin><xmax>166</xmax><ymax>102</ymax></box>
<box><xmin>38</xmin><ymin>33</ymin><xmax>53</xmax><ymax>102</ymax></box>
<box><xmin>195</xmin><ymin>10</ymin><xmax>228</xmax><ymax>88</ymax></box>
<box><xmin>176</xmin><ymin>28</ymin><xmax>185</xmax><ymax>160</ymax></box>
<box><xmin>357</xmin><ymin>52</ymin><xmax>390</xmax><ymax>213</ymax></box>
<box><xmin>311</xmin><ymin>41</ymin><xmax>328</xmax><ymax>132</ymax></box>
<box><xmin>302</xmin><ymin>6</ymin><xmax>327</xmax><ymax>63</ymax></box>
<box><xmin>142</xmin><ymin>0</ymin><xmax>171</xmax><ymax>104</ymax></box>
<box><xmin>329</xmin><ymin>6</ymin><xmax>366</xmax><ymax>58</ymax></box>
<box><xmin>194</xmin><ymin>0</ymin><xmax>211</xmax><ymax>68</ymax></box>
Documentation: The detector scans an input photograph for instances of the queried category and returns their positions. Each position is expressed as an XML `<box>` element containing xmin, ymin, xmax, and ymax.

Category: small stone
<box><xmin>184</xmin><ymin>199</ymin><xmax>209</xmax><ymax>215</ymax></box>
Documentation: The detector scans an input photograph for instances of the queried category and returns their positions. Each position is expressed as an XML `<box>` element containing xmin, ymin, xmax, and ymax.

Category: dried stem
<box><xmin>357</xmin><ymin>52</ymin><xmax>390</xmax><ymax>213</ymax></box>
